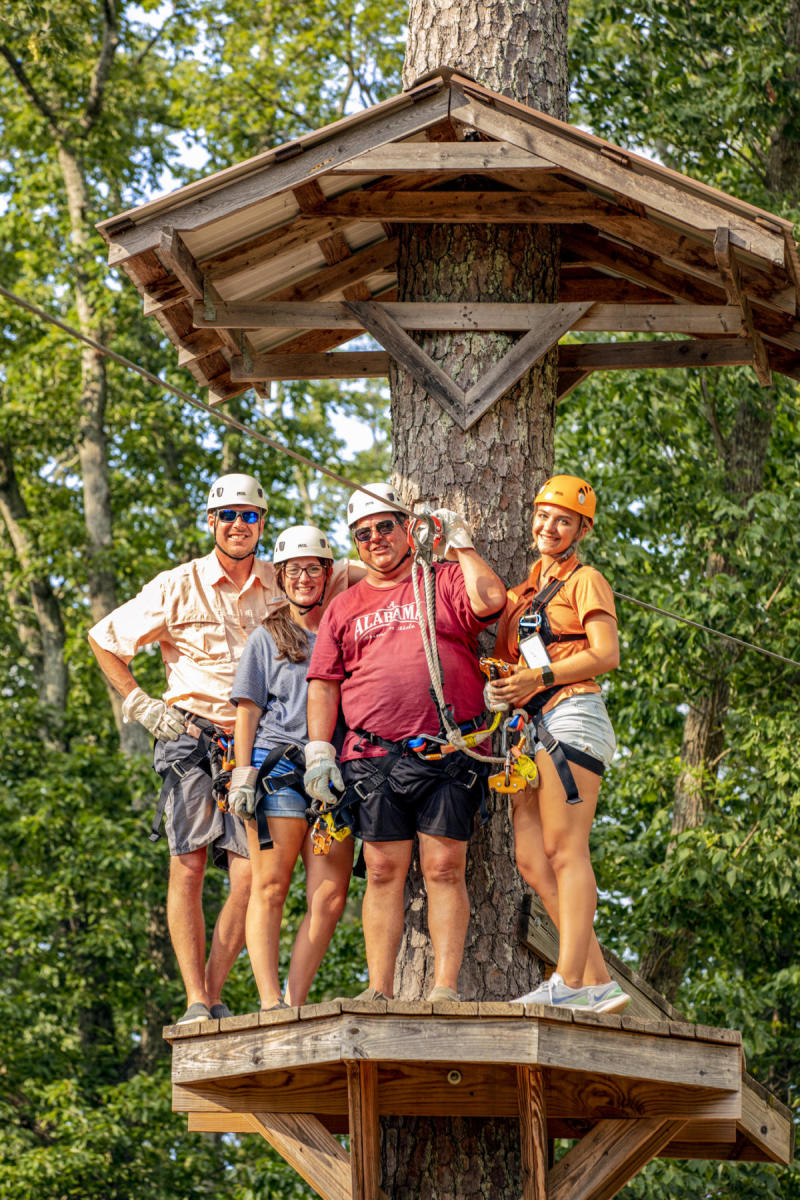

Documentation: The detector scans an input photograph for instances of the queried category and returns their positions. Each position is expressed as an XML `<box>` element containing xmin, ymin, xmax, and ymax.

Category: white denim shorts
<box><xmin>534</xmin><ymin>693</ymin><xmax>616</xmax><ymax>769</ymax></box>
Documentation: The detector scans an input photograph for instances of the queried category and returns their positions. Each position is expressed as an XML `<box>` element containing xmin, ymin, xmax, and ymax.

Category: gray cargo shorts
<box><xmin>153</xmin><ymin>732</ymin><xmax>249</xmax><ymax>869</ymax></box>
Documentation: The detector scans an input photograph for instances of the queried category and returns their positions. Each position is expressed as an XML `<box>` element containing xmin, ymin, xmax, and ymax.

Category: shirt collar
<box><xmin>201</xmin><ymin>550</ymin><xmax>273</xmax><ymax>589</ymax></box>
<box><xmin>527</xmin><ymin>552</ymin><xmax>580</xmax><ymax>590</ymax></box>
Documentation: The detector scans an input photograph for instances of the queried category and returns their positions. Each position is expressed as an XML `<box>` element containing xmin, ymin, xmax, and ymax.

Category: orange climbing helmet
<box><xmin>534</xmin><ymin>475</ymin><xmax>596</xmax><ymax>525</ymax></box>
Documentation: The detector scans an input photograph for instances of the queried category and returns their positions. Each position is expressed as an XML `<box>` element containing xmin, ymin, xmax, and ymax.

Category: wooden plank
<box><xmin>188</xmin><ymin>1112</ymin><xmax>255</xmax><ymax>1132</ymax></box>
<box><xmin>315</xmin><ymin>190</ymin><xmax>630</xmax><ymax>223</ymax></box>
<box><xmin>343</xmin><ymin>300</ymin><xmax>467</xmax><ymax>428</ymax></box>
<box><xmin>176</xmin><ymin>327</ymin><xmax>225</xmax><ymax>365</ymax></box>
<box><xmin>462</xmin><ymin>302</ymin><xmax>592</xmax><ymax>424</ymax></box>
<box><xmin>517</xmin><ymin>1066</ymin><xmax>548</xmax><ymax>1200</ymax></box>
<box><xmin>191</xmin><ymin>299</ymin><xmax>743</xmax><ymax>334</ymax></box>
<box><xmin>737</xmin><ymin>1071</ymin><xmax>794</xmax><ymax>1164</ymax></box>
<box><xmin>231</xmin><ymin>351</ymin><xmax>391</xmax><ymax>381</ymax></box>
<box><xmin>559</xmin><ymin>339</ymin><xmax>754</xmax><ymax>371</ymax></box>
<box><xmin>346</xmin><ymin>1061</ymin><xmax>381</xmax><ymax>1200</ymax></box>
<box><xmin>782</xmin><ymin>230</ymin><xmax>800</xmax><ymax>314</ymax></box>
<box><xmin>330</xmin><ymin>141</ymin><xmax>554</xmax><ymax>173</ymax></box>
<box><xmin>158</xmin><ymin>227</ymin><xmax>205</xmax><ymax>299</ymax></box>
<box><xmin>714</xmin><ymin>227</ymin><xmax>773</xmax><ymax>386</ymax></box>
<box><xmin>557</xmin><ymin>368</ymin><xmax>592</xmax><ymax>400</ymax></box>
<box><xmin>246</xmin><ymin>1111</ymin><xmax>353</xmax><ymax>1200</ymax></box>
<box><xmin>102</xmin><ymin>86</ymin><xmax>452</xmax><ymax>264</ymax></box>
<box><xmin>449</xmin><ymin>95</ymin><xmax>785</xmax><ymax>264</ymax></box>
<box><xmin>168</xmin><ymin>1013</ymin><xmax>740</xmax><ymax>1089</ymax></box>
<box><xmin>262</xmin><ymin>237</ymin><xmax>398</xmax><ymax>304</ymax></box>
<box><xmin>560</xmin><ymin>275</ymin><xmax>673</xmax><ymax>304</ymax></box>
<box><xmin>201</xmin><ymin>215</ymin><xmax>352</xmax><ymax>281</ymax></box>
<box><xmin>548</xmin><ymin>1118</ymin><xmax>687</xmax><ymax>1200</ymax></box>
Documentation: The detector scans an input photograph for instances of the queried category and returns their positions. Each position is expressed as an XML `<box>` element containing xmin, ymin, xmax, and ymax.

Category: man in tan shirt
<box><xmin>89</xmin><ymin>473</ymin><xmax>359</xmax><ymax>1024</ymax></box>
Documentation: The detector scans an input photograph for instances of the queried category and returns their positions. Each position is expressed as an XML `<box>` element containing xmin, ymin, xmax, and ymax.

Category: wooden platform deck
<box><xmin>165</xmin><ymin>996</ymin><xmax>792</xmax><ymax>1200</ymax></box>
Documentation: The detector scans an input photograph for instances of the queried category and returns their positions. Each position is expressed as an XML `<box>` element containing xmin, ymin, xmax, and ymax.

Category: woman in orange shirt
<box><xmin>488</xmin><ymin>475</ymin><xmax>628</xmax><ymax>1013</ymax></box>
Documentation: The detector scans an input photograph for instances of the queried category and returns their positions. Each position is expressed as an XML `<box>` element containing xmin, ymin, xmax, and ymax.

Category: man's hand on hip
<box><xmin>121</xmin><ymin>687</ymin><xmax>186</xmax><ymax>741</ymax></box>
<box><xmin>304</xmin><ymin>741</ymin><xmax>343</xmax><ymax>805</ymax></box>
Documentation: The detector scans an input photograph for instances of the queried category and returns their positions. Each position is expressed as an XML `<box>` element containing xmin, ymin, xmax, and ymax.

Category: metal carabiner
<box><xmin>407</xmin><ymin>511</ymin><xmax>443</xmax><ymax>564</ymax></box>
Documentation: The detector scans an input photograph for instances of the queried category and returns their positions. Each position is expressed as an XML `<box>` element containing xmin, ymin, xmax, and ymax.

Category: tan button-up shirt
<box><xmin>89</xmin><ymin>551</ymin><xmax>356</xmax><ymax>730</ymax></box>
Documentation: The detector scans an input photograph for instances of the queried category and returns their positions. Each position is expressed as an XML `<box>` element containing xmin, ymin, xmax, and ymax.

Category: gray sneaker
<box><xmin>176</xmin><ymin>1002</ymin><xmax>211</xmax><ymax>1025</ymax></box>
<box><xmin>209</xmin><ymin>1002</ymin><xmax>233</xmax><ymax>1019</ymax></box>
<box><xmin>513</xmin><ymin>972</ymin><xmax>592</xmax><ymax>1010</ymax></box>
<box><xmin>586</xmin><ymin>980</ymin><xmax>630</xmax><ymax>1014</ymax></box>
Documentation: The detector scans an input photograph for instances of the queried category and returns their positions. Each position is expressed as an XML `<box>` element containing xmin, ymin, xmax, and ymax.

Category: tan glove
<box><xmin>228</xmin><ymin>766</ymin><xmax>259</xmax><ymax>819</ymax></box>
<box><xmin>121</xmin><ymin>687</ymin><xmax>186</xmax><ymax>741</ymax></box>
<box><xmin>303</xmin><ymin>741</ymin><xmax>344</xmax><ymax>805</ymax></box>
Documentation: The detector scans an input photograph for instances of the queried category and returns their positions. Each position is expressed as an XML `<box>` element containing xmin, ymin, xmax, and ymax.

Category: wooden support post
<box><xmin>548</xmin><ymin>1118</ymin><xmax>686</xmax><ymax>1200</ymax></box>
<box><xmin>245</xmin><ymin>1111</ymin><xmax>353</xmax><ymax>1200</ymax></box>
<box><xmin>517</xmin><ymin>1065</ymin><xmax>548</xmax><ymax>1200</ymax></box>
<box><xmin>714</xmin><ymin>227</ymin><xmax>772</xmax><ymax>386</ymax></box>
<box><xmin>346</xmin><ymin>1060</ymin><xmax>382</xmax><ymax>1200</ymax></box>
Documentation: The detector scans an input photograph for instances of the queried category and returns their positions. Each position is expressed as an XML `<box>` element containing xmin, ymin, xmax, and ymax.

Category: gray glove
<box><xmin>228</xmin><ymin>766</ymin><xmax>259</xmax><ymax>819</ymax></box>
<box><xmin>121</xmin><ymin>687</ymin><xmax>186</xmax><ymax>741</ymax></box>
<box><xmin>484</xmin><ymin>680</ymin><xmax>510</xmax><ymax>713</ymax></box>
<box><xmin>431</xmin><ymin>507</ymin><xmax>475</xmax><ymax>552</ymax></box>
<box><xmin>303</xmin><ymin>741</ymin><xmax>344</xmax><ymax>806</ymax></box>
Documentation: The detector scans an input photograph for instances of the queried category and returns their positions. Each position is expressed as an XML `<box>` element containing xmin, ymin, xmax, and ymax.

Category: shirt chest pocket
<box><xmin>168</xmin><ymin>615</ymin><xmax>220</xmax><ymax>660</ymax></box>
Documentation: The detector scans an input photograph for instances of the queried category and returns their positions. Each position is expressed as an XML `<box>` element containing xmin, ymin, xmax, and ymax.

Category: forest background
<box><xmin>1</xmin><ymin>0</ymin><xmax>799</xmax><ymax>1196</ymax></box>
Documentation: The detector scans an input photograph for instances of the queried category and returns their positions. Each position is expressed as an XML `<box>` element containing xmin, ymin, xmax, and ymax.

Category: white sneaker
<box><xmin>512</xmin><ymin>972</ymin><xmax>592</xmax><ymax>1010</ymax></box>
<box><xmin>585</xmin><ymin>980</ymin><xmax>631</xmax><ymax>1013</ymax></box>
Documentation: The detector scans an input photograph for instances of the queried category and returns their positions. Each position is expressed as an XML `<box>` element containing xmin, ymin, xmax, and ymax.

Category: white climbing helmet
<box><xmin>273</xmin><ymin>524</ymin><xmax>334</xmax><ymax>563</ymax></box>
<box><xmin>207</xmin><ymin>473</ymin><xmax>267</xmax><ymax>513</ymax></box>
<box><xmin>347</xmin><ymin>482</ymin><xmax>405</xmax><ymax>527</ymax></box>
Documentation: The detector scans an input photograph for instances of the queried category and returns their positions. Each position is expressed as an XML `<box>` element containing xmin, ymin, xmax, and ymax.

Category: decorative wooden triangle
<box><xmin>344</xmin><ymin>300</ymin><xmax>592</xmax><ymax>429</ymax></box>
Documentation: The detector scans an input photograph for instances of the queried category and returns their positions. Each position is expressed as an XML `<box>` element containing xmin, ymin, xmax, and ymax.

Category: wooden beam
<box><xmin>346</xmin><ymin>1061</ymin><xmax>382</xmax><ymax>1200</ymax></box>
<box><xmin>193</xmin><ymin>300</ymin><xmax>743</xmax><ymax>335</ymax></box>
<box><xmin>462</xmin><ymin>303</ymin><xmax>592</xmax><ymax>424</ymax></box>
<box><xmin>158</xmin><ymin>227</ymin><xmax>205</xmax><ymax>299</ymax></box>
<box><xmin>548</xmin><ymin>1118</ymin><xmax>687</xmax><ymax>1200</ymax></box>
<box><xmin>782</xmin><ymin>229</ymin><xmax>800</xmax><ymax>314</ymax></box>
<box><xmin>449</xmin><ymin>93</ymin><xmax>785</xmax><ymax>265</ymax></box>
<box><xmin>517</xmin><ymin>1066</ymin><xmax>548</xmax><ymax>1200</ymax></box>
<box><xmin>330</xmin><ymin>141</ymin><xmax>554</xmax><ymax>173</ymax></box>
<box><xmin>261</xmin><ymin>238</ymin><xmax>398</xmax><ymax>304</ymax></box>
<box><xmin>557</xmin><ymin>368</ymin><xmax>592</xmax><ymax>400</ymax></box>
<box><xmin>201</xmin><ymin>215</ymin><xmax>352</xmax><ymax>282</ymax></box>
<box><xmin>231</xmin><ymin>351</ymin><xmax>391</xmax><ymax>381</ymax></box>
<box><xmin>314</xmin><ymin>190</ymin><xmax>628</xmax><ymax>223</ymax></box>
<box><xmin>343</xmin><ymin>300</ymin><xmax>466</xmax><ymax>427</ymax></box>
<box><xmin>176</xmin><ymin>327</ymin><xmax>225</xmax><ymax>366</ymax></box>
<box><xmin>738</xmin><ymin>1072</ymin><xmax>795</xmax><ymax>1164</ymax></box>
<box><xmin>714</xmin><ymin>227</ymin><xmax>773</xmax><ymax>386</ymax></box>
<box><xmin>559</xmin><ymin>338</ymin><xmax>754</xmax><ymax>371</ymax></box>
<box><xmin>246</xmin><ymin>1111</ymin><xmax>354</xmax><ymax>1200</ymax></box>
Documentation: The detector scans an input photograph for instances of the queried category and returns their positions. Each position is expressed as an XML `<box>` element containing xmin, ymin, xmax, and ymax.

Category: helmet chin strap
<box><xmin>365</xmin><ymin>546</ymin><xmax>411</xmax><ymax>576</ymax></box>
<box><xmin>213</xmin><ymin>514</ymin><xmax>260</xmax><ymax>562</ymax></box>
<box><xmin>283</xmin><ymin>565</ymin><xmax>331</xmax><ymax>615</ymax></box>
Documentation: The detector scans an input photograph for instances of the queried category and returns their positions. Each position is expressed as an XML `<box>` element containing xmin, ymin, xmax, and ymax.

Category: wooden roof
<box><xmin>99</xmin><ymin>69</ymin><xmax>800</xmax><ymax>412</ymax></box>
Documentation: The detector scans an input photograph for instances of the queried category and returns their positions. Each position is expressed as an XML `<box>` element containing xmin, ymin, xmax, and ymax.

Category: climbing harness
<box><xmin>308</xmin><ymin>785</ymin><xmax>357</xmax><ymax>856</ymax></box>
<box><xmin>248</xmin><ymin>743</ymin><xmax>312</xmax><ymax>852</ymax></box>
<box><xmin>488</xmin><ymin>712</ymin><xmax>540</xmax><ymax>795</ymax></box>
<box><xmin>150</xmin><ymin>713</ymin><xmax>235</xmax><ymax>842</ymax></box>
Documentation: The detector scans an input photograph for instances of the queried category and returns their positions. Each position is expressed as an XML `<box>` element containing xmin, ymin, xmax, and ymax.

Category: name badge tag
<box><xmin>519</xmin><ymin>632</ymin><xmax>551</xmax><ymax>669</ymax></box>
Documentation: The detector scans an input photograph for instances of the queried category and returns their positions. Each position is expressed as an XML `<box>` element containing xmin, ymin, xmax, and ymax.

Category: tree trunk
<box><xmin>0</xmin><ymin>435</ymin><xmax>68</xmax><ymax>746</ymax></box>
<box><xmin>386</xmin><ymin>3</ymin><xmax>567</xmax><ymax>1194</ymax></box>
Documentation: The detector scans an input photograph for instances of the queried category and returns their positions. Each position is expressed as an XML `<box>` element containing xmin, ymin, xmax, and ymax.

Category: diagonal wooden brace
<box><xmin>714</xmin><ymin>227</ymin><xmax>772</xmax><ymax>387</ymax></box>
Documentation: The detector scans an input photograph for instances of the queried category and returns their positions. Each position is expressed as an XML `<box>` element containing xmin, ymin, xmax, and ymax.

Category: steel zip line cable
<box><xmin>2</xmin><ymin>281</ymin><xmax>800</xmax><ymax>672</ymax></box>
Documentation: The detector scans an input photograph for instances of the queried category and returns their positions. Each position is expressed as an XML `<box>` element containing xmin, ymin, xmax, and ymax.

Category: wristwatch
<box><xmin>540</xmin><ymin>665</ymin><xmax>555</xmax><ymax>687</ymax></box>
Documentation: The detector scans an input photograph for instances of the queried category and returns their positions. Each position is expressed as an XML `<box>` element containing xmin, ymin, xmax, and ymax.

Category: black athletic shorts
<box><xmin>342</xmin><ymin>752</ymin><xmax>488</xmax><ymax>843</ymax></box>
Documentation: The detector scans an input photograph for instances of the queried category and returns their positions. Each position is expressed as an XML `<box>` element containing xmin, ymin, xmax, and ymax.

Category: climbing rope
<box><xmin>2</xmin><ymin>281</ymin><xmax>799</xmax><ymax>673</ymax></box>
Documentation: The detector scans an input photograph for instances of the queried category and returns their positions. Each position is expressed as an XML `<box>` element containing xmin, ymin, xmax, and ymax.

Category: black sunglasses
<box><xmin>215</xmin><ymin>509</ymin><xmax>261</xmax><ymax>524</ymax></box>
<box><xmin>353</xmin><ymin>518</ymin><xmax>401</xmax><ymax>543</ymax></box>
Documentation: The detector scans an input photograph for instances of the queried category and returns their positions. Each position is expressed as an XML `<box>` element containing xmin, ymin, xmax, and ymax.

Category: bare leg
<box><xmin>512</xmin><ymin>782</ymin><xmax>609</xmax><ymax>986</ymax></box>
<box><xmin>167</xmin><ymin>848</ymin><xmax>211</xmax><ymax>1007</ymax></box>
<box><xmin>361</xmin><ymin>840</ymin><xmax>413</xmax><ymax>996</ymax></box>
<box><xmin>205</xmin><ymin>850</ymin><xmax>251</xmax><ymax>1006</ymax></box>
<box><xmin>285</xmin><ymin>832</ymin><xmax>354</xmax><ymax>1005</ymax></box>
<box><xmin>417</xmin><ymin>834</ymin><xmax>470</xmax><ymax>992</ymax></box>
<box><xmin>243</xmin><ymin>817</ymin><xmax>306</xmax><ymax>1008</ymax></box>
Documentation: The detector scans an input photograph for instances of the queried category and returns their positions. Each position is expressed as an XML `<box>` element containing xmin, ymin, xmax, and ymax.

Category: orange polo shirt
<box><xmin>493</xmin><ymin>553</ymin><xmax>617</xmax><ymax>713</ymax></box>
<box><xmin>89</xmin><ymin>551</ymin><xmax>358</xmax><ymax>731</ymax></box>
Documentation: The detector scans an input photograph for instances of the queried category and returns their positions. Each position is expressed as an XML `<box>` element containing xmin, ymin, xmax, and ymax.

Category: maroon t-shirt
<box><xmin>307</xmin><ymin>562</ymin><xmax>491</xmax><ymax>761</ymax></box>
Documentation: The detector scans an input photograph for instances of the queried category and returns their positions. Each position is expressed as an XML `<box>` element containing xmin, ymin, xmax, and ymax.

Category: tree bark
<box><xmin>386</xmin><ymin>3</ymin><xmax>567</xmax><ymax>1194</ymax></box>
<box><xmin>0</xmin><ymin>435</ymin><xmax>68</xmax><ymax>745</ymax></box>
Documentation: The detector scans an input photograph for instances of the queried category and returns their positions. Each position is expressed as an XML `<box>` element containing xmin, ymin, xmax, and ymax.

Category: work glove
<box><xmin>303</xmin><ymin>741</ymin><xmax>344</xmax><ymax>806</ymax></box>
<box><xmin>228</xmin><ymin>766</ymin><xmax>259</xmax><ymax>819</ymax></box>
<box><xmin>484</xmin><ymin>680</ymin><xmax>510</xmax><ymax>713</ymax></box>
<box><xmin>122</xmin><ymin>687</ymin><xmax>186</xmax><ymax>741</ymax></box>
<box><xmin>431</xmin><ymin>507</ymin><xmax>475</xmax><ymax>552</ymax></box>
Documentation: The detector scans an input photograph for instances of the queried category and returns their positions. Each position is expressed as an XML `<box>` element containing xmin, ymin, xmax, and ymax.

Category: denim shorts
<box><xmin>535</xmin><ymin>693</ymin><xmax>616</xmax><ymax>768</ymax></box>
<box><xmin>251</xmin><ymin>746</ymin><xmax>309</xmax><ymax>818</ymax></box>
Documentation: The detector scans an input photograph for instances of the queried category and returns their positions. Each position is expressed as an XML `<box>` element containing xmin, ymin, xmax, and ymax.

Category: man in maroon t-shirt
<box><xmin>304</xmin><ymin>483</ymin><xmax>506</xmax><ymax>1002</ymax></box>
